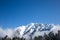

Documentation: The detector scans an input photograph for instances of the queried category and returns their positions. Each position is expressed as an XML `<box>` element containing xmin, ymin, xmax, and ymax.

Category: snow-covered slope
<box><xmin>0</xmin><ymin>23</ymin><xmax>60</xmax><ymax>39</ymax></box>
<box><xmin>13</xmin><ymin>23</ymin><xmax>59</xmax><ymax>38</ymax></box>
<box><xmin>23</xmin><ymin>23</ymin><xmax>54</xmax><ymax>35</ymax></box>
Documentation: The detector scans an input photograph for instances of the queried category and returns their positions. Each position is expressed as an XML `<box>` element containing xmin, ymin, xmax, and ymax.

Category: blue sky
<box><xmin>0</xmin><ymin>0</ymin><xmax>60</xmax><ymax>28</ymax></box>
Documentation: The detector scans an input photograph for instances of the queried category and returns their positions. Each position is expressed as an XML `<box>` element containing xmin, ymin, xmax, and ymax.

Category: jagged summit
<box><xmin>14</xmin><ymin>23</ymin><xmax>55</xmax><ymax>37</ymax></box>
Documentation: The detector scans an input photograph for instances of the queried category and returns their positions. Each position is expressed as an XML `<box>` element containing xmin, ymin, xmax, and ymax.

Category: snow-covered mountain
<box><xmin>14</xmin><ymin>23</ymin><xmax>57</xmax><ymax>38</ymax></box>
<box><xmin>23</xmin><ymin>23</ymin><xmax>54</xmax><ymax>35</ymax></box>
<box><xmin>0</xmin><ymin>23</ymin><xmax>60</xmax><ymax>39</ymax></box>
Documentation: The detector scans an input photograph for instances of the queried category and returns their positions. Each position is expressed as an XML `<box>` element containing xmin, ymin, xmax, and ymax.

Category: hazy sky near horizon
<box><xmin>0</xmin><ymin>0</ymin><xmax>60</xmax><ymax>28</ymax></box>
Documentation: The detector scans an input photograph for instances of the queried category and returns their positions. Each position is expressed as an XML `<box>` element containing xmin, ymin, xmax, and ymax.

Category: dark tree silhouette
<box><xmin>2</xmin><ymin>35</ymin><xmax>11</xmax><ymax>40</ymax></box>
<box><xmin>1</xmin><ymin>30</ymin><xmax>60</xmax><ymax>40</ymax></box>
<box><xmin>34</xmin><ymin>31</ymin><xmax>60</xmax><ymax>40</ymax></box>
<box><xmin>34</xmin><ymin>36</ymin><xmax>43</xmax><ymax>40</ymax></box>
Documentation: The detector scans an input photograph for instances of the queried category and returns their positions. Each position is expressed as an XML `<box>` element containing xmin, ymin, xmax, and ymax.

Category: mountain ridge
<box><xmin>0</xmin><ymin>23</ymin><xmax>60</xmax><ymax>39</ymax></box>
<box><xmin>14</xmin><ymin>23</ymin><xmax>55</xmax><ymax>38</ymax></box>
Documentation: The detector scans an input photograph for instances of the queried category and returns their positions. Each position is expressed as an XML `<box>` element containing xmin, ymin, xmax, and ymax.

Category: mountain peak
<box><xmin>14</xmin><ymin>23</ymin><xmax>55</xmax><ymax>38</ymax></box>
<box><xmin>0</xmin><ymin>23</ymin><xmax>60</xmax><ymax>39</ymax></box>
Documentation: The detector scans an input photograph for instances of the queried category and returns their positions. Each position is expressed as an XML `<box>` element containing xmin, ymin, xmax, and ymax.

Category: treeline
<box><xmin>0</xmin><ymin>36</ymin><xmax>25</xmax><ymax>40</ymax></box>
<box><xmin>0</xmin><ymin>30</ymin><xmax>60</xmax><ymax>40</ymax></box>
